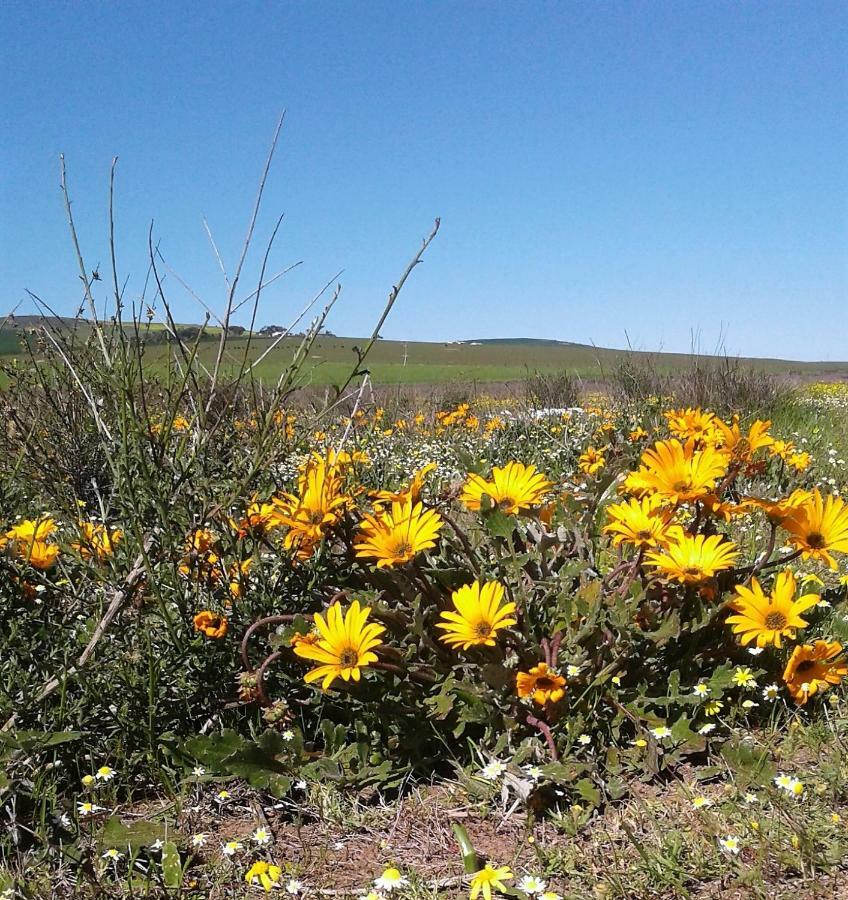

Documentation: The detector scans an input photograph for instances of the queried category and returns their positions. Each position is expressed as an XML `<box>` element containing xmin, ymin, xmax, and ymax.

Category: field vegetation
<box><xmin>3</xmin><ymin>153</ymin><xmax>848</xmax><ymax>900</ymax></box>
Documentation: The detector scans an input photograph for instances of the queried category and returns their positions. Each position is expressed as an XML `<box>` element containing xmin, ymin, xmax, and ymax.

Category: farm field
<box><xmin>3</xmin><ymin>324</ymin><xmax>848</xmax><ymax>387</ymax></box>
<box><xmin>3</xmin><ymin>312</ymin><xmax>848</xmax><ymax>898</ymax></box>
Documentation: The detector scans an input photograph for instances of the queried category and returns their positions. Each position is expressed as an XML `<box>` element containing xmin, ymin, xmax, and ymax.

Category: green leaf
<box><xmin>574</xmin><ymin>777</ymin><xmax>601</xmax><ymax>807</ymax></box>
<box><xmin>0</xmin><ymin>730</ymin><xmax>83</xmax><ymax>751</ymax></box>
<box><xmin>100</xmin><ymin>816</ymin><xmax>170</xmax><ymax>851</ymax></box>
<box><xmin>485</xmin><ymin>508</ymin><xmax>516</xmax><ymax>539</ymax></box>
<box><xmin>184</xmin><ymin>730</ymin><xmax>245</xmax><ymax>770</ymax></box>
<box><xmin>161</xmin><ymin>841</ymin><xmax>183</xmax><ymax>889</ymax></box>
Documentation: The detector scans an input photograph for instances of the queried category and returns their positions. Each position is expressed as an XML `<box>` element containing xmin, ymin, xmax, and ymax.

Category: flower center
<box><xmin>391</xmin><ymin>539</ymin><xmax>413</xmax><ymax>558</ymax></box>
<box><xmin>536</xmin><ymin>676</ymin><xmax>556</xmax><ymax>690</ymax></box>
<box><xmin>339</xmin><ymin>648</ymin><xmax>359</xmax><ymax>668</ymax></box>
<box><xmin>684</xmin><ymin>566</ymin><xmax>703</xmax><ymax>575</ymax></box>
<box><xmin>764</xmin><ymin>611</ymin><xmax>788</xmax><ymax>630</ymax></box>
<box><xmin>672</xmin><ymin>480</ymin><xmax>692</xmax><ymax>492</ymax></box>
<box><xmin>795</xmin><ymin>659</ymin><xmax>816</xmax><ymax>674</ymax></box>
<box><xmin>806</xmin><ymin>532</ymin><xmax>826</xmax><ymax>549</ymax></box>
<box><xmin>497</xmin><ymin>497</ymin><xmax>515</xmax><ymax>511</ymax></box>
<box><xmin>474</xmin><ymin>620</ymin><xmax>493</xmax><ymax>639</ymax></box>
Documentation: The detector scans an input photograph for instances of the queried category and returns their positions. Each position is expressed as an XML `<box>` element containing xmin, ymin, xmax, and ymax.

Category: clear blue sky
<box><xmin>1</xmin><ymin>1</ymin><xmax>846</xmax><ymax>359</ymax></box>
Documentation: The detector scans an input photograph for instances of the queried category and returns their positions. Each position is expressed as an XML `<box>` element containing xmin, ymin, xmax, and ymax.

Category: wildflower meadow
<box><xmin>3</xmin><ymin>162</ymin><xmax>848</xmax><ymax>900</ymax></box>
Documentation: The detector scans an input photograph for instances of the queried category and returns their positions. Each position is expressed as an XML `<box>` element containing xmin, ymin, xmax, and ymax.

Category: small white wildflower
<box><xmin>577</xmin><ymin>733</ymin><xmax>591</xmax><ymax>746</ymax></box>
<box><xmin>774</xmin><ymin>774</ymin><xmax>804</xmax><ymax>796</ymax></box>
<box><xmin>102</xmin><ymin>847</ymin><xmax>123</xmax><ymax>861</ymax></box>
<box><xmin>150</xmin><ymin>839</ymin><xmax>164</xmax><ymax>851</ymax></box>
<box><xmin>650</xmin><ymin>725</ymin><xmax>672</xmax><ymax>740</ymax></box>
<box><xmin>95</xmin><ymin>766</ymin><xmax>116</xmax><ymax>782</ymax></box>
<box><xmin>693</xmin><ymin>683</ymin><xmax>710</xmax><ymax>697</ymax></box>
<box><xmin>252</xmin><ymin>827</ymin><xmax>272</xmax><ymax>845</ymax></box>
<box><xmin>719</xmin><ymin>835</ymin><xmax>741</xmax><ymax>855</ymax></box>
<box><xmin>480</xmin><ymin>760</ymin><xmax>507</xmax><ymax>781</ymax></box>
<box><xmin>286</xmin><ymin>879</ymin><xmax>304</xmax><ymax>894</ymax></box>
<box><xmin>524</xmin><ymin>765</ymin><xmax>544</xmax><ymax>781</ymax></box>
<box><xmin>221</xmin><ymin>840</ymin><xmax>242</xmax><ymax>856</ymax></box>
<box><xmin>282</xmin><ymin>729</ymin><xmax>295</xmax><ymax>741</ymax></box>
<box><xmin>374</xmin><ymin>867</ymin><xmax>408</xmax><ymax>891</ymax></box>
<box><xmin>192</xmin><ymin>766</ymin><xmax>206</xmax><ymax>777</ymax></box>
<box><xmin>518</xmin><ymin>875</ymin><xmax>547</xmax><ymax>894</ymax></box>
<box><xmin>743</xmin><ymin>793</ymin><xmax>759</xmax><ymax>805</ymax></box>
<box><xmin>77</xmin><ymin>802</ymin><xmax>104</xmax><ymax>816</ymax></box>
<box><xmin>191</xmin><ymin>833</ymin><xmax>207</xmax><ymax>847</ymax></box>
<box><xmin>763</xmin><ymin>684</ymin><xmax>780</xmax><ymax>701</ymax></box>
<box><xmin>691</xmin><ymin>796</ymin><xmax>713</xmax><ymax>809</ymax></box>
<box><xmin>747</xmin><ymin>647</ymin><xmax>765</xmax><ymax>656</ymax></box>
<box><xmin>698</xmin><ymin>723</ymin><xmax>716</xmax><ymax>735</ymax></box>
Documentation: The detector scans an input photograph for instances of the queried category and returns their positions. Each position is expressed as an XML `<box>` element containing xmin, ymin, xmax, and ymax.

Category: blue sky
<box><xmin>1</xmin><ymin>1</ymin><xmax>846</xmax><ymax>359</ymax></box>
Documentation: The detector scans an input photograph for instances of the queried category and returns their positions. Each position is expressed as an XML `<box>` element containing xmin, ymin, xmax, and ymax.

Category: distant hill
<box><xmin>2</xmin><ymin>318</ymin><xmax>847</xmax><ymax>384</ymax></box>
<box><xmin>460</xmin><ymin>337</ymin><xmax>585</xmax><ymax>348</ymax></box>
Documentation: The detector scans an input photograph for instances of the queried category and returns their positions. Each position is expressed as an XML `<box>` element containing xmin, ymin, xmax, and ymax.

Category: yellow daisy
<box><xmin>645</xmin><ymin>533</ymin><xmax>738</xmax><ymax>584</ymax></box>
<box><xmin>355</xmin><ymin>498</ymin><xmax>443</xmax><ymax>568</ymax></box>
<box><xmin>726</xmin><ymin>570</ymin><xmax>819</xmax><ymax>648</ymax></box>
<box><xmin>782</xmin><ymin>489</ymin><xmax>848</xmax><ymax>570</ymax></box>
<box><xmin>603</xmin><ymin>496</ymin><xmax>681</xmax><ymax>550</ymax></box>
<box><xmin>436</xmin><ymin>581</ymin><xmax>516</xmax><ymax>650</ymax></box>
<box><xmin>623</xmin><ymin>439</ymin><xmax>729</xmax><ymax>504</ymax></box>
<box><xmin>460</xmin><ymin>462</ymin><xmax>552</xmax><ymax>515</ymax></box>
<box><xmin>293</xmin><ymin>599</ymin><xmax>385</xmax><ymax>690</ymax></box>
<box><xmin>783</xmin><ymin>641</ymin><xmax>848</xmax><ymax>704</ymax></box>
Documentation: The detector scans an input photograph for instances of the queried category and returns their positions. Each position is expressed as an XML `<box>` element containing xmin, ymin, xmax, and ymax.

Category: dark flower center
<box><xmin>339</xmin><ymin>648</ymin><xmax>359</xmax><ymax>668</ymax></box>
<box><xmin>795</xmin><ymin>659</ymin><xmax>816</xmax><ymax>674</ymax></box>
<box><xmin>806</xmin><ymin>532</ymin><xmax>826</xmax><ymax>549</ymax></box>
<box><xmin>764</xmin><ymin>611</ymin><xmax>788</xmax><ymax>630</ymax></box>
<box><xmin>475</xmin><ymin>621</ymin><xmax>493</xmax><ymax>639</ymax></box>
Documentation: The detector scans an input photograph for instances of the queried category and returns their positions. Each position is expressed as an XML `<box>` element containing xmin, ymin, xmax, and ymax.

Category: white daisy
<box><xmin>719</xmin><ymin>835</ymin><xmax>741</xmax><ymax>854</ymax></box>
<box><xmin>374</xmin><ymin>867</ymin><xmax>408</xmax><ymax>891</ymax></box>
<box><xmin>518</xmin><ymin>875</ymin><xmax>547</xmax><ymax>894</ymax></box>
<box><xmin>480</xmin><ymin>760</ymin><xmax>507</xmax><ymax>781</ymax></box>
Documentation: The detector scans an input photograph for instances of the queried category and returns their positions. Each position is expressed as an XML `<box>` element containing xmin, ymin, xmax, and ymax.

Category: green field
<box><xmin>3</xmin><ymin>324</ymin><xmax>848</xmax><ymax>386</ymax></box>
<box><xmin>121</xmin><ymin>335</ymin><xmax>848</xmax><ymax>386</ymax></box>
